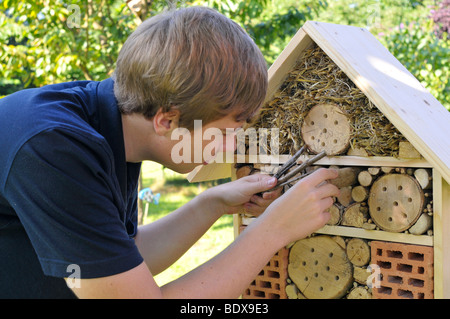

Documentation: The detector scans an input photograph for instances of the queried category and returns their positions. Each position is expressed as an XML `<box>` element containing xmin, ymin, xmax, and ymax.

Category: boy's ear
<box><xmin>153</xmin><ymin>108</ymin><xmax>180</xmax><ymax>136</ymax></box>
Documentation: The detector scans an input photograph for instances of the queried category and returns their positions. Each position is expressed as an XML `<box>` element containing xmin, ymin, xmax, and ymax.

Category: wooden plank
<box><xmin>188</xmin><ymin>154</ymin><xmax>431</xmax><ymax>182</ymax></box>
<box><xmin>301</xmin><ymin>21</ymin><xmax>450</xmax><ymax>185</ymax></box>
<box><xmin>315</xmin><ymin>225</ymin><xmax>433</xmax><ymax>246</ymax></box>
<box><xmin>239</xmin><ymin>218</ymin><xmax>432</xmax><ymax>246</ymax></box>
<box><xmin>432</xmin><ymin>170</ymin><xmax>450</xmax><ymax>298</ymax></box>
<box><xmin>186</xmin><ymin>162</ymin><xmax>232</xmax><ymax>182</ymax></box>
<box><xmin>265</xmin><ymin>28</ymin><xmax>315</xmax><ymax>103</ymax></box>
<box><xmin>235</xmin><ymin>154</ymin><xmax>431</xmax><ymax>168</ymax></box>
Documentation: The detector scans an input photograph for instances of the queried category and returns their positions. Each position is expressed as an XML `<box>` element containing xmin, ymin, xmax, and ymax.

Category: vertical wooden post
<box><xmin>230</xmin><ymin>165</ymin><xmax>243</xmax><ymax>239</ymax></box>
<box><xmin>433</xmin><ymin>170</ymin><xmax>450</xmax><ymax>298</ymax></box>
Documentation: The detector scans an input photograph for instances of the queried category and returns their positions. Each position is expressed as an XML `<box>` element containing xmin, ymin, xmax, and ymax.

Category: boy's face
<box><xmin>166</xmin><ymin>113</ymin><xmax>244</xmax><ymax>174</ymax></box>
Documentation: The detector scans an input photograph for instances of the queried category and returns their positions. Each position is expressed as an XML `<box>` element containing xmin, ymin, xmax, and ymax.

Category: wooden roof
<box><xmin>188</xmin><ymin>21</ymin><xmax>450</xmax><ymax>184</ymax></box>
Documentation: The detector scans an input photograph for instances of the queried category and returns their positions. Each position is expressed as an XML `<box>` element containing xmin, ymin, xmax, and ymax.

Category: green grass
<box><xmin>140</xmin><ymin>161</ymin><xmax>234</xmax><ymax>286</ymax></box>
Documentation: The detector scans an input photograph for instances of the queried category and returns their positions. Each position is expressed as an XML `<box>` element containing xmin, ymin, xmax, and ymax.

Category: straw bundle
<box><xmin>251</xmin><ymin>44</ymin><xmax>405</xmax><ymax>156</ymax></box>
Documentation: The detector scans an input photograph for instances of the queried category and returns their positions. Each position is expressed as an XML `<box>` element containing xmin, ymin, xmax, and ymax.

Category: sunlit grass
<box><xmin>140</xmin><ymin>161</ymin><xmax>234</xmax><ymax>286</ymax></box>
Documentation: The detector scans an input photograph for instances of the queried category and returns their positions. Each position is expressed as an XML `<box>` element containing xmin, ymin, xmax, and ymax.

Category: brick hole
<box><xmin>377</xmin><ymin>260</ymin><xmax>392</xmax><ymax>269</ymax></box>
<box><xmin>267</xmin><ymin>270</ymin><xmax>280</xmax><ymax>279</ymax></box>
<box><xmin>254</xmin><ymin>290</ymin><xmax>265</xmax><ymax>298</ymax></box>
<box><xmin>408</xmin><ymin>252</ymin><xmax>424</xmax><ymax>261</ymax></box>
<box><xmin>408</xmin><ymin>278</ymin><xmax>424</xmax><ymax>287</ymax></box>
<box><xmin>377</xmin><ymin>286</ymin><xmax>392</xmax><ymax>296</ymax></box>
<box><xmin>397</xmin><ymin>263</ymin><xmax>413</xmax><ymax>273</ymax></box>
<box><xmin>260</xmin><ymin>281</ymin><xmax>271</xmax><ymax>288</ymax></box>
<box><xmin>250</xmin><ymin>280</ymin><xmax>256</xmax><ymax>286</ymax></box>
<box><xmin>397</xmin><ymin>289</ymin><xmax>414</xmax><ymax>299</ymax></box>
<box><xmin>376</xmin><ymin>248</ymin><xmax>383</xmax><ymax>256</ymax></box>
<box><xmin>268</xmin><ymin>293</ymin><xmax>280</xmax><ymax>299</ymax></box>
<box><xmin>274</xmin><ymin>283</ymin><xmax>280</xmax><ymax>290</ymax></box>
<box><xmin>418</xmin><ymin>292</ymin><xmax>425</xmax><ymax>299</ymax></box>
<box><xmin>258</xmin><ymin>270</ymin><xmax>264</xmax><ymax>276</ymax></box>
<box><xmin>387</xmin><ymin>250</ymin><xmax>403</xmax><ymax>259</ymax></box>
<box><xmin>417</xmin><ymin>267</ymin><xmax>425</xmax><ymax>274</ymax></box>
<box><xmin>273</xmin><ymin>260</ymin><xmax>279</xmax><ymax>267</ymax></box>
<box><xmin>388</xmin><ymin>275</ymin><xmax>403</xmax><ymax>284</ymax></box>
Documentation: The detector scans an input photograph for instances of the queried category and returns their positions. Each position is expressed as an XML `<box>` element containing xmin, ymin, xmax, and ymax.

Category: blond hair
<box><xmin>113</xmin><ymin>6</ymin><xmax>267</xmax><ymax>129</ymax></box>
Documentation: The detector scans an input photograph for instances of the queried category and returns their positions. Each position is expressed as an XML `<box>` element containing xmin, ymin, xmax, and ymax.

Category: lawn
<box><xmin>140</xmin><ymin>161</ymin><xmax>235</xmax><ymax>286</ymax></box>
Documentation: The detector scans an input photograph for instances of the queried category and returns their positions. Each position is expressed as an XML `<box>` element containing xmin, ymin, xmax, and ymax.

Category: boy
<box><xmin>0</xmin><ymin>6</ymin><xmax>338</xmax><ymax>298</ymax></box>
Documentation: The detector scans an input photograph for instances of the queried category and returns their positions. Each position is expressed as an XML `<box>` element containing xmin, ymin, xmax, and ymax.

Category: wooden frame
<box><xmin>188</xmin><ymin>21</ymin><xmax>450</xmax><ymax>299</ymax></box>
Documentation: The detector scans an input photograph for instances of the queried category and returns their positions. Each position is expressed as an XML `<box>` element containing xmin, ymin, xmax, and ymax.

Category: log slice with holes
<box><xmin>301</xmin><ymin>103</ymin><xmax>351</xmax><ymax>155</ymax></box>
<box><xmin>368</xmin><ymin>174</ymin><xmax>424</xmax><ymax>232</ymax></box>
<box><xmin>288</xmin><ymin>236</ymin><xmax>353</xmax><ymax>299</ymax></box>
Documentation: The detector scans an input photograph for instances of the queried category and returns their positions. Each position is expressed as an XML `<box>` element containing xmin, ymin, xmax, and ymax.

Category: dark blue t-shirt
<box><xmin>0</xmin><ymin>78</ymin><xmax>144</xmax><ymax>298</ymax></box>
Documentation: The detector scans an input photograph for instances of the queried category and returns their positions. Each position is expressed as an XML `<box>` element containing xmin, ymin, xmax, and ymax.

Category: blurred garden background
<box><xmin>1</xmin><ymin>0</ymin><xmax>448</xmax><ymax>285</ymax></box>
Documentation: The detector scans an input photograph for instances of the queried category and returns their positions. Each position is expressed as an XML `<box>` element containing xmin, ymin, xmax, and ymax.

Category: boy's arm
<box><xmin>68</xmin><ymin>169</ymin><xmax>339</xmax><ymax>299</ymax></box>
<box><xmin>134</xmin><ymin>174</ymin><xmax>280</xmax><ymax>275</ymax></box>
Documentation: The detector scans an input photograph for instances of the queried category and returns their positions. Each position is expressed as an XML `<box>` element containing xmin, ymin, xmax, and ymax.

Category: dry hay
<box><xmin>250</xmin><ymin>44</ymin><xmax>405</xmax><ymax>156</ymax></box>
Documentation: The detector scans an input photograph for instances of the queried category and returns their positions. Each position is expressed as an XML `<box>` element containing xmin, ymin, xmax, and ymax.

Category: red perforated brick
<box><xmin>239</xmin><ymin>226</ymin><xmax>288</xmax><ymax>299</ymax></box>
<box><xmin>370</xmin><ymin>241</ymin><xmax>434</xmax><ymax>299</ymax></box>
<box><xmin>242</xmin><ymin>247</ymin><xmax>289</xmax><ymax>299</ymax></box>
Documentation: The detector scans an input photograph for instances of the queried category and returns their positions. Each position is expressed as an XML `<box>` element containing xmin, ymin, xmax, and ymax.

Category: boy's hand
<box><xmin>205</xmin><ymin>174</ymin><xmax>282</xmax><ymax>216</ymax></box>
<box><xmin>257</xmin><ymin>168</ymin><xmax>340</xmax><ymax>246</ymax></box>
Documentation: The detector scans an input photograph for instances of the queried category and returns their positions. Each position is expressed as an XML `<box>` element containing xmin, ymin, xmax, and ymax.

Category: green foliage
<box><xmin>196</xmin><ymin>0</ymin><xmax>328</xmax><ymax>64</ymax></box>
<box><xmin>1</xmin><ymin>0</ymin><xmax>448</xmax><ymax>110</ymax></box>
<box><xmin>379</xmin><ymin>20</ymin><xmax>450</xmax><ymax>110</ymax></box>
<box><xmin>0</xmin><ymin>0</ymin><xmax>136</xmax><ymax>92</ymax></box>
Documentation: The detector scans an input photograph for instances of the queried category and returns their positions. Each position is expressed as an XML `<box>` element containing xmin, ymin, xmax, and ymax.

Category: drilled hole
<box><xmin>378</xmin><ymin>286</ymin><xmax>392</xmax><ymax>295</ymax></box>
<box><xmin>387</xmin><ymin>250</ymin><xmax>403</xmax><ymax>258</ymax></box>
<box><xmin>408</xmin><ymin>278</ymin><xmax>424</xmax><ymax>287</ymax></box>
<box><xmin>408</xmin><ymin>252</ymin><xmax>424</xmax><ymax>261</ymax></box>
<box><xmin>378</xmin><ymin>261</ymin><xmax>392</xmax><ymax>269</ymax></box>
<box><xmin>397</xmin><ymin>289</ymin><xmax>414</xmax><ymax>299</ymax></box>
<box><xmin>388</xmin><ymin>275</ymin><xmax>403</xmax><ymax>284</ymax></box>
<box><xmin>397</xmin><ymin>263</ymin><xmax>413</xmax><ymax>273</ymax></box>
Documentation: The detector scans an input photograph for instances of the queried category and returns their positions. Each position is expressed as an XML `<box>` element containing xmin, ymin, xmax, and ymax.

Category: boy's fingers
<box><xmin>302</xmin><ymin>168</ymin><xmax>338</xmax><ymax>188</ymax></box>
<box><xmin>242</xmin><ymin>174</ymin><xmax>277</xmax><ymax>194</ymax></box>
<box><xmin>316</xmin><ymin>182</ymin><xmax>341</xmax><ymax>199</ymax></box>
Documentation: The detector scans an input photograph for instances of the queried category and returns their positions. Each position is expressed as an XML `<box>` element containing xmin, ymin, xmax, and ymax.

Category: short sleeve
<box><xmin>4</xmin><ymin>127</ymin><xmax>144</xmax><ymax>279</ymax></box>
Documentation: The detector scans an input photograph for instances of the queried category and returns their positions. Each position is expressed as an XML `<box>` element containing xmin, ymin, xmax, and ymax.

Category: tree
<box><xmin>0</xmin><ymin>0</ymin><xmax>137</xmax><ymax>94</ymax></box>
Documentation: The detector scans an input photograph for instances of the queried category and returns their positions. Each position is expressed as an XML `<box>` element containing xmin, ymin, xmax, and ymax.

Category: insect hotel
<box><xmin>188</xmin><ymin>21</ymin><xmax>450</xmax><ymax>299</ymax></box>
